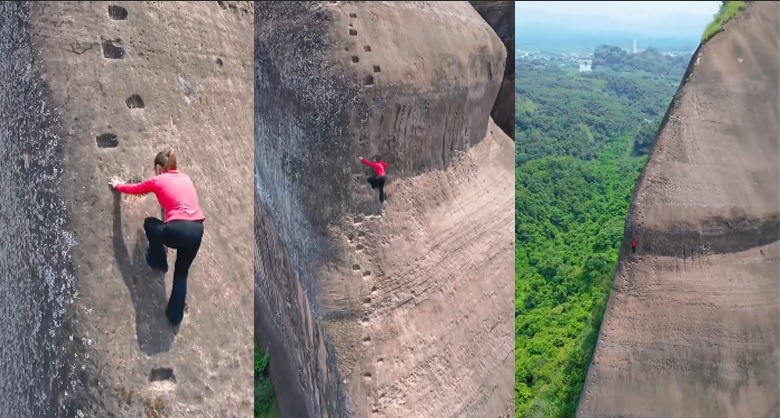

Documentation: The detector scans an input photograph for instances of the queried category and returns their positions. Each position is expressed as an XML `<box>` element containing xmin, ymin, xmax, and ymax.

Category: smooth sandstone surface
<box><xmin>578</xmin><ymin>3</ymin><xmax>780</xmax><ymax>417</ymax></box>
<box><xmin>0</xmin><ymin>2</ymin><xmax>254</xmax><ymax>416</ymax></box>
<box><xmin>255</xmin><ymin>2</ymin><xmax>514</xmax><ymax>417</ymax></box>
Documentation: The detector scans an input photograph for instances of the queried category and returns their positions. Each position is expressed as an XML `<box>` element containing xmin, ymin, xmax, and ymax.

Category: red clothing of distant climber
<box><xmin>361</xmin><ymin>158</ymin><xmax>387</xmax><ymax>176</ymax></box>
<box><xmin>115</xmin><ymin>170</ymin><xmax>205</xmax><ymax>223</ymax></box>
<box><xmin>631</xmin><ymin>238</ymin><xmax>637</xmax><ymax>248</ymax></box>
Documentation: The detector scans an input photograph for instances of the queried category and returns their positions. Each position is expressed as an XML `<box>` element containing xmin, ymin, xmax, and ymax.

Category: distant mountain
<box><xmin>517</xmin><ymin>30</ymin><xmax>699</xmax><ymax>54</ymax></box>
<box><xmin>516</xmin><ymin>5</ymin><xmax>712</xmax><ymax>38</ymax></box>
<box><xmin>515</xmin><ymin>6</ymin><xmax>705</xmax><ymax>53</ymax></box>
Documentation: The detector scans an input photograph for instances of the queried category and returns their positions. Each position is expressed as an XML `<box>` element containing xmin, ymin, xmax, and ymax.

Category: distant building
<box><xmin>631</xmin><ymin>39</ymin><xmax>638</xmax><ymax>54</ymax></box>
<box><xmin>578</xmin><ymin>59</ymin><xmax>592</xmax><ymax>72</ymax></box>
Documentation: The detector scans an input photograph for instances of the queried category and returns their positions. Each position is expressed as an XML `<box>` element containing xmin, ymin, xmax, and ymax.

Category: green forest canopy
<box><xmin>514</xmin><ymin>45</ymin><xmax>688</xmax><ymax>417</ymax></box>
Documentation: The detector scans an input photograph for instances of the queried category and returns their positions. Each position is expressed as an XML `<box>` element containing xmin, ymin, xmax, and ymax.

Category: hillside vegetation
<box><xmin>592</xmin><ymin>45</ymin><xmax>690</xmax><ymax>75</ymax></box>
<box><xmin>255</xmin><ymin>344</ymin><xmax>279</xmax><ymax>417</ymax></box>
<box><xmin>702</xmin><ymin>1</ymin><xmax>747</xmax><ymax>42</ymax></box>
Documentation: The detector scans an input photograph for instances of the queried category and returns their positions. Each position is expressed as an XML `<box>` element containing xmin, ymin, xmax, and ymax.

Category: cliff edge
<box><xmin>470</xmin><ymin>1</ymin><xmax>515</xmax><ymax>139</ymax></box>
<box><xmin>577</xmin><ymin>2</ymin><xmax>780</xmax><ymax>417</ymax></box>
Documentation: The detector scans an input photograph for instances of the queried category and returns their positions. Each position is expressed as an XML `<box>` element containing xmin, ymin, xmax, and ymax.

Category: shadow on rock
<box><xmin>112</xmin><ymin>192</ymin><xmax>175</xmax><ymax>355</ymax></box>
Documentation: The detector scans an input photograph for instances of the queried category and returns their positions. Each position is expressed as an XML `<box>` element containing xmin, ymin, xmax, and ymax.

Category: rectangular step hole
<box><xmin>96</xmin><ymin>133</ymin><xmax>119</xmax><ymax>148</ymax></box>
<box><xmin>149</xmin><ymin>368</ymin><xmax>176</xmax><ymax>383</ymax></box>
<box><xmin>108</xmin><ymin>5</ymin><xmax>128</xmax><ymax>20</ymax></box>
<box><xmin>101</xmin><ymin>40</ymin><xmax>125</xmax><ymax>59</ymax></box>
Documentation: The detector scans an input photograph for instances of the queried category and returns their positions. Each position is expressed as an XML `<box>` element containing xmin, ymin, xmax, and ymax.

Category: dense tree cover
<box><xmin>255</xmin><ymin>344</ymin><xmax>278</xmax><ymax>417</ymax></box>
<box><xmin>515</xmin><ymin>60</ymin><xmax>682</xmax><ymax>165</ymax></box>
<box><xmin>592</xmin><ymin>45</ymin><xmax>690</xmax><ymax>75</ymax></box>
<box><xmin>515</xmin><ymin>55</ymin><xmax>686</xmax><ymax>417</ymax></box>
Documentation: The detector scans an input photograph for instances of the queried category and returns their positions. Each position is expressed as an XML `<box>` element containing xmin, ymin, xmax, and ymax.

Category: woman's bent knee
<box><xmin>144</xmin><ymin>217</ymin><xmax>161</xmax><ymax>229</ymax></box>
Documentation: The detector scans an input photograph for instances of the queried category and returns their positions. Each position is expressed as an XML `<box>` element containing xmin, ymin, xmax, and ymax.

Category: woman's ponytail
<box><xmin>154</xmin><ymin>149</ymin><xmax>178</xmax><ymax>172</ymax></box>
<box><xmin>164</xmin><ymin>149</ymin><xmax>177</xmax><ymax>171</ymax></box>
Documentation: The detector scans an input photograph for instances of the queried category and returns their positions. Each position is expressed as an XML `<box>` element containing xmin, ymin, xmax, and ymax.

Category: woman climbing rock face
<box><xmin>108</xmin><ymin>149</ymin><xmax>205</xmax><ymax>327</ymax></box>
<box><xmin>359</xmin><ymin>155</ymin><xmax>387</xmax><ymax>204</ymax></box>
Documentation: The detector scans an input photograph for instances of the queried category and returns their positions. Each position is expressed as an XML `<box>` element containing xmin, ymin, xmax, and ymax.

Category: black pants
<box><xmin>144</xmin><ymin>217</ymin><xmax>204</xmax><ymax>326</ymax></box>
<box><xmin>367</xmin><ymin>175</ymin><xmax>386</xmax><ymax>203</ymax></box>
<box><xmin>632</xmin><ymin>246</ymin><xmax>636</xmax><ymax>254</ymax></box>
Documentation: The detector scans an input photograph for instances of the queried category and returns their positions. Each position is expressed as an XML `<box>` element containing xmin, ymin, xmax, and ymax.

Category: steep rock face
<box><xmin>578</xmin><ymin>3</ymin><xmax>780</xmax><ymax>417</ymax></box>
<box><xmin>0</xmin><ymin>2</ymin><xmax>254</xmax><ymax>416</ymax></box>
<box><xmin>255</xmin><ymin>2</ymin><xmax>514</xmax><ymax>417</ymax></box>
<box><xmin>470</xmin><ymin>1</ymin><xmax>515</xmax><ymax>139</ymax></box>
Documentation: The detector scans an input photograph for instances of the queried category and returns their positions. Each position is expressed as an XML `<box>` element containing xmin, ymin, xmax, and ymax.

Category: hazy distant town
<box><xmin>517</xmin><ymin>39</ymin><xmax>694</xmax><ymax>73</ymax></box>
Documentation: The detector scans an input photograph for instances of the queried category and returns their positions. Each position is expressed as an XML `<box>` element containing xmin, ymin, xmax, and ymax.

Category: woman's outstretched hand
<box><xmin>108</xmin><ymin>176</ymin><xmax>125</xmax><ymax>189</ymax></box>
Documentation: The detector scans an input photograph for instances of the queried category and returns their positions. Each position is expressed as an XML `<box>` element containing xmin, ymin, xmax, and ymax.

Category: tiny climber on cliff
<box><xmin>631</xmin><ymin>237</ymin><xmax>637</xmax><ymax>254</ymax></box>
<box><xmin>359</xmin><ymin>155</ymin><xmax>388</xmax><ymax>204</ymax></box>
<box><xmin>108</xmin><ymin>149</ymin><xmax>205</xmax><ymax>327</ymax></box>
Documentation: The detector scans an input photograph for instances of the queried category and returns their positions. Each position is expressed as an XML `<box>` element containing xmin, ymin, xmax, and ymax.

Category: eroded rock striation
<box><xmin>255</xmin><ymin>2</ymin><xmax>514</xmax><ymax>417</ymax></box>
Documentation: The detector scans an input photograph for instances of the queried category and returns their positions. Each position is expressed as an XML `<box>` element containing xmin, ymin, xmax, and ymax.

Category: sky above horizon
<box><xmin>516</xmin><ymin>1</ymin><xmax>722</xmax><ymax>37</ymax></box>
